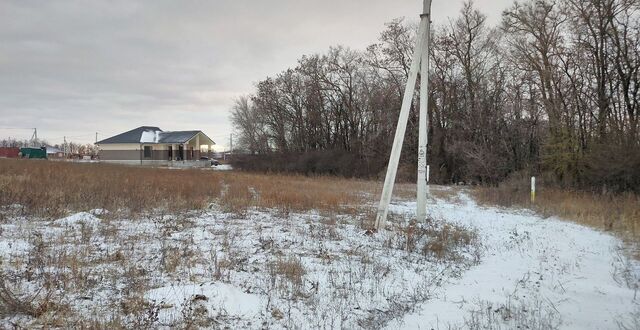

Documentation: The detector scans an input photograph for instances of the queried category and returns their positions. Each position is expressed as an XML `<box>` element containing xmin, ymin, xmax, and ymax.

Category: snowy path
<box><xmin>388</xmin><ymin>188</ymin><xmax>639</xmax><ymax>329</ymax></box>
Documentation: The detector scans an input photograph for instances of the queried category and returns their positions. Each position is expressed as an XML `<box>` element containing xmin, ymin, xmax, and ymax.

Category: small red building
<box><xmin>0</xmin><ymin>147</ymin><xmax>20</xmax><ymax>158</ymax></box>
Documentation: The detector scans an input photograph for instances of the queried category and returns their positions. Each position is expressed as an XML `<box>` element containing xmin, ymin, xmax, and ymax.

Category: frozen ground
<box><xmin>391</xmin><ymin>191</ymin><xmax>640</xmax><ymax>329</ymax></box>
<box><xmin>0</xmin><ymin>186</ymin><xmax>638</xmax><ymax>329</ymax></box>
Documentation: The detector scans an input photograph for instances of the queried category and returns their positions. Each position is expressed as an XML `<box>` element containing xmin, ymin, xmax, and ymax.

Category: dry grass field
<box><xmin>0</xmin><ymin>159</ymin><xmax>374</xmax><ymax>219</ymax></box>
<box><xmin>2</xmin><ymin>157</ymin><xmax>637</xmax><ymax>244</ymax></box>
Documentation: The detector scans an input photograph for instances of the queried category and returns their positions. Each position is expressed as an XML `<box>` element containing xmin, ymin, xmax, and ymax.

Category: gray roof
<box><xmin>157</xmin><ymin>131</ymin><xmax>200</xmax><ymax>144</ymax></box>
<box><xmin>96</xmin><ymin>126</ymin><xmax>215</xmax><ymax>145</ymax></box>
<box><xmin>96</xmin><ymin>126</ymin><xmax>161</xmax><ymax>144</ymax></box>
<box><xmin>46</xmin><ymin>146</ymin><xmax>63</xmax><ymax>154</ymax></box>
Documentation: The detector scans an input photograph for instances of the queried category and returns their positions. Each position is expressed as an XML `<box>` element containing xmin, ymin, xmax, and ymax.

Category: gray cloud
<box><xmin>0</xmin><ymin>0</ymin><xmax>513</xmax><ymax>147</ymax></box>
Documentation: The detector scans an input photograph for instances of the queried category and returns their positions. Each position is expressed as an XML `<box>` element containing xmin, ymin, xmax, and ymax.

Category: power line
<box><xmin>39</xmin><ymin>133</ymin><xmax>97</xmax><ymax>142</ymax></box>
<box><xmin>0</xmin><ymin>127</ymin><xmax>35</xmax><ymax>130</ymax></box>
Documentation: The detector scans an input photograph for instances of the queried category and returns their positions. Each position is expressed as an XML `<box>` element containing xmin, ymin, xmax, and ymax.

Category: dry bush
<box><xmin>472</xmin><ymin>175</ymin><xmax>640</xmax><ymax>246</ymax></box>
<box><xmin>0</xmin><ymin>159</ymin><xmax>373</xmax><ymax>218</ymax></box>
<box><xmin>388</xmin><ymin>219</ymin><xmax>479</xmax><ymax>263</ymax></box>
<box><xmin>268</xmin><ymin>256</ymin><xmax>307</xmax><ymax>297</ymax></box>
<box><xmin>422</xmin><ymin>222</ymin><xmax>477</xmax><ymax>261</ymax></box>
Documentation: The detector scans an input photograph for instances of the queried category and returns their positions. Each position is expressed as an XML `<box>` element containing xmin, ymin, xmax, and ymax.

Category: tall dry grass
<box><xmin>472</xmin><ymin>178</ymin><xmax>640</xmax><ymax>246</ymax></box>
<box><xmin>0</xmin><ymin>159</ymin><xmax>371</xmax><ymax>218</ymax></box>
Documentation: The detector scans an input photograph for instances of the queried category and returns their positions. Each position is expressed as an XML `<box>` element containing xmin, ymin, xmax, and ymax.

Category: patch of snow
<box><xmin>212</xmin><ymin>164</ymin><xmax>233</xmax><ymax>171</ymax></box>
<box><xmin>53</xmin><ymin>212</ymin><xmax>101</xmax><ymax>227</ymax></box>
<box><xmin>89</xmin><ymin>209</ymin><xmax>109</xmax><ymax>216</ymax></box>
<box><xmin>0</xmin><ymin>239</ymin><xmax>30</xmax><ymax>257</ymax></box>
<box><xmin>146</xmin><ymin>282</ymin><xmax>263</xmax><ymax>322</ymax></box>
<box><xmin>140</xmin><ymin>130</ymin><xmax>159</xmax><ymax>143</ymax></box>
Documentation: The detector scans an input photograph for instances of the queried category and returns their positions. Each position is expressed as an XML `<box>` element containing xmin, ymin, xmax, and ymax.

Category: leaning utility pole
<box><xmin>375</xmin><ymin>0</ymin><xmax>432</xmax><ymax>230</ymax></box>
<box><xmin>31</xmin><ymin>128</ymin><xmax>38</xmax><ymax>147</ymax></box>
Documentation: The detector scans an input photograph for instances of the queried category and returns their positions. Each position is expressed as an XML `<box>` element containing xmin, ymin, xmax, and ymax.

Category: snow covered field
<box><xmin>0</xmin><ymin>186</ymin><xmax>637</xmax><ymax>329</ymax></box>
<box><xmin>392</xmin><ymin>191</ymin><xmax>640</xmax><ymax>329</ymax></box>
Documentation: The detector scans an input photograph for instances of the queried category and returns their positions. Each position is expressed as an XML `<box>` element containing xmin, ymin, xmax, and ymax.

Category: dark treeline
<box><xmin>231</xmin><ymin>0</ymin><xmax>640</xmax><ymax>192</ymax></box>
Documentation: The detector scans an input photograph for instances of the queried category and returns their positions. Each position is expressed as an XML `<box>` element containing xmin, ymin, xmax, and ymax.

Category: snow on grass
<box><xmin>52</xmin><ymin>211</ymin><xmax>101</xmax><ymax>227</ymax></box>
<box><xmin>146</xmin><ymin>282</ymin><xmax>264</xmax><ymax>324</ymax></box>
<box><xmin>0</xmin><ymin>185</ymin><xmax>638</xmax><ymax>329</ymax></box>
<box><xmin>393</xmin><ymin>190</ymin><xmax>640</xmax><ymax>329</ymax></box>
<box><xmin>0</xmin><ymin>239</ymin><xmax>30</xmax><ymax>257</ymax></box>
<box><xmin>0</xmin><ymin>196</ymin><xmax>478</xmax><ymax>328</ymax></box>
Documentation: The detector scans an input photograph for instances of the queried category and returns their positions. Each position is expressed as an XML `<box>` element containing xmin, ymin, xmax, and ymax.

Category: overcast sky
<box><xmin>0</xmin><ymin>0</ymin><xmax>513</xmax><ymax>148</ymax></box>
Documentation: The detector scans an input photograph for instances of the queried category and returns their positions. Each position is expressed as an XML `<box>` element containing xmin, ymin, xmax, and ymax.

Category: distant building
<box><xmin>95</xmin><ymin>126</ymin><xmax>216</xmax><ymax>165</ymax></box>
<box><xmin>46</xmin><ymin>146</ymin><xmax>64</xmax><ymax>159</ymax></box>
<box><xmin>20</xmin><ymin>147</ymin><xmax>47</xmax><ymax>159</ymax></box>
<box><xmin>0</xmin><ymin>147</ymin><xmax>20</xmax><ymax>158</ymax></box>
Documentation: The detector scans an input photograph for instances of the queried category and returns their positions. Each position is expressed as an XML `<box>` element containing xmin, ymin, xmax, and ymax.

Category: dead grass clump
<box><xmin>120</xmin><ymin>295</ymin><xmax>160</xmax><ymax>328</ymax></box>
<box><xmin>422</xmin><ymin>222</ymin><xmax>477</xmax><ymax>261</ymax></box>
<box><xmin>391</xmin><ymin>219</ymin><xmax>479</xmax><ymax>263</ymax></box>
<box><xmin>181</xmin><ymin>297</ymin><xmax>211</xmax><ymax>328</ymax></box>
<box><xmin>269</xmin><ymin>256</ymin><xmax>306</xmax><ymax>295</ymax></box>
<box><xmin>161</xmin><ymin>246</ymin><xmax>182</xmax><ymax>274</ymax></box>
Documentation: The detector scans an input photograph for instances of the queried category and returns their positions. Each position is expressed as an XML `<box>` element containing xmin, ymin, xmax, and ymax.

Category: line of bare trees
<box><xmin>232</xmin><ymin>0</ymin><xmax>640</xmax><ymax>192</ymax></box>
<box><xmin>0</xmin><ymin>138</ymin><xmax>99</xmax><ymax>156</ymax></box>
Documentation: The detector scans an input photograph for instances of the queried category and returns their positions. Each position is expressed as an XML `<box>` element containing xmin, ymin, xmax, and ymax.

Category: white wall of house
<box><xmin>98</xmin><ymin>143</ymin><xmax>140</xmax><ymax>151</ymax></box>
<box><xmin>141</xmin><ymin>144</ymin><xmax>169</xmax><ymax>150</ymax></box>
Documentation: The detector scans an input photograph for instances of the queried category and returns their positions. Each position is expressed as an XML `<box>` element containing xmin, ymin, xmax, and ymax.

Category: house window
<box><xmin>144</xmin><ymin>146</ymin><xmax>152</xmax><ymax>158</ymax></box>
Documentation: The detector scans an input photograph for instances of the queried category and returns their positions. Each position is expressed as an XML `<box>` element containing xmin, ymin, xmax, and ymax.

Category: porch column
<box><xmin>195</xmin><ymin>135</ymin><xmax>200</xmax><ymax>159</ymax></box>
<box><xmin>183</xmin><ymin>143</ymin><xmax>187</xmax><ymax>161</ymax></box>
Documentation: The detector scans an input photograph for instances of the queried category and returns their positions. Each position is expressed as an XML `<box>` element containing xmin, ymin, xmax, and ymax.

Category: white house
<box><xmin>96</xmin><ymin>126</ymin><xmax>216</xmax><ymax>166</ymax></box>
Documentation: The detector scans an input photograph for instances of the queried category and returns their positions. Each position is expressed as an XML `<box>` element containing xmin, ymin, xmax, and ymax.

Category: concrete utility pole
<box><xmin>31</xmin><ymin>128</ymin><xmax>38</xmax><ymax>146</ymax></box>
<box><xmin>375</xmin><ymin>0</ymin><xmax>432</xmax><ymax>230</ymax></box>
<box><xmin>417</xmin><ymin>1</ymin><xmax>432</xmax><ymax>222</ymax></box>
